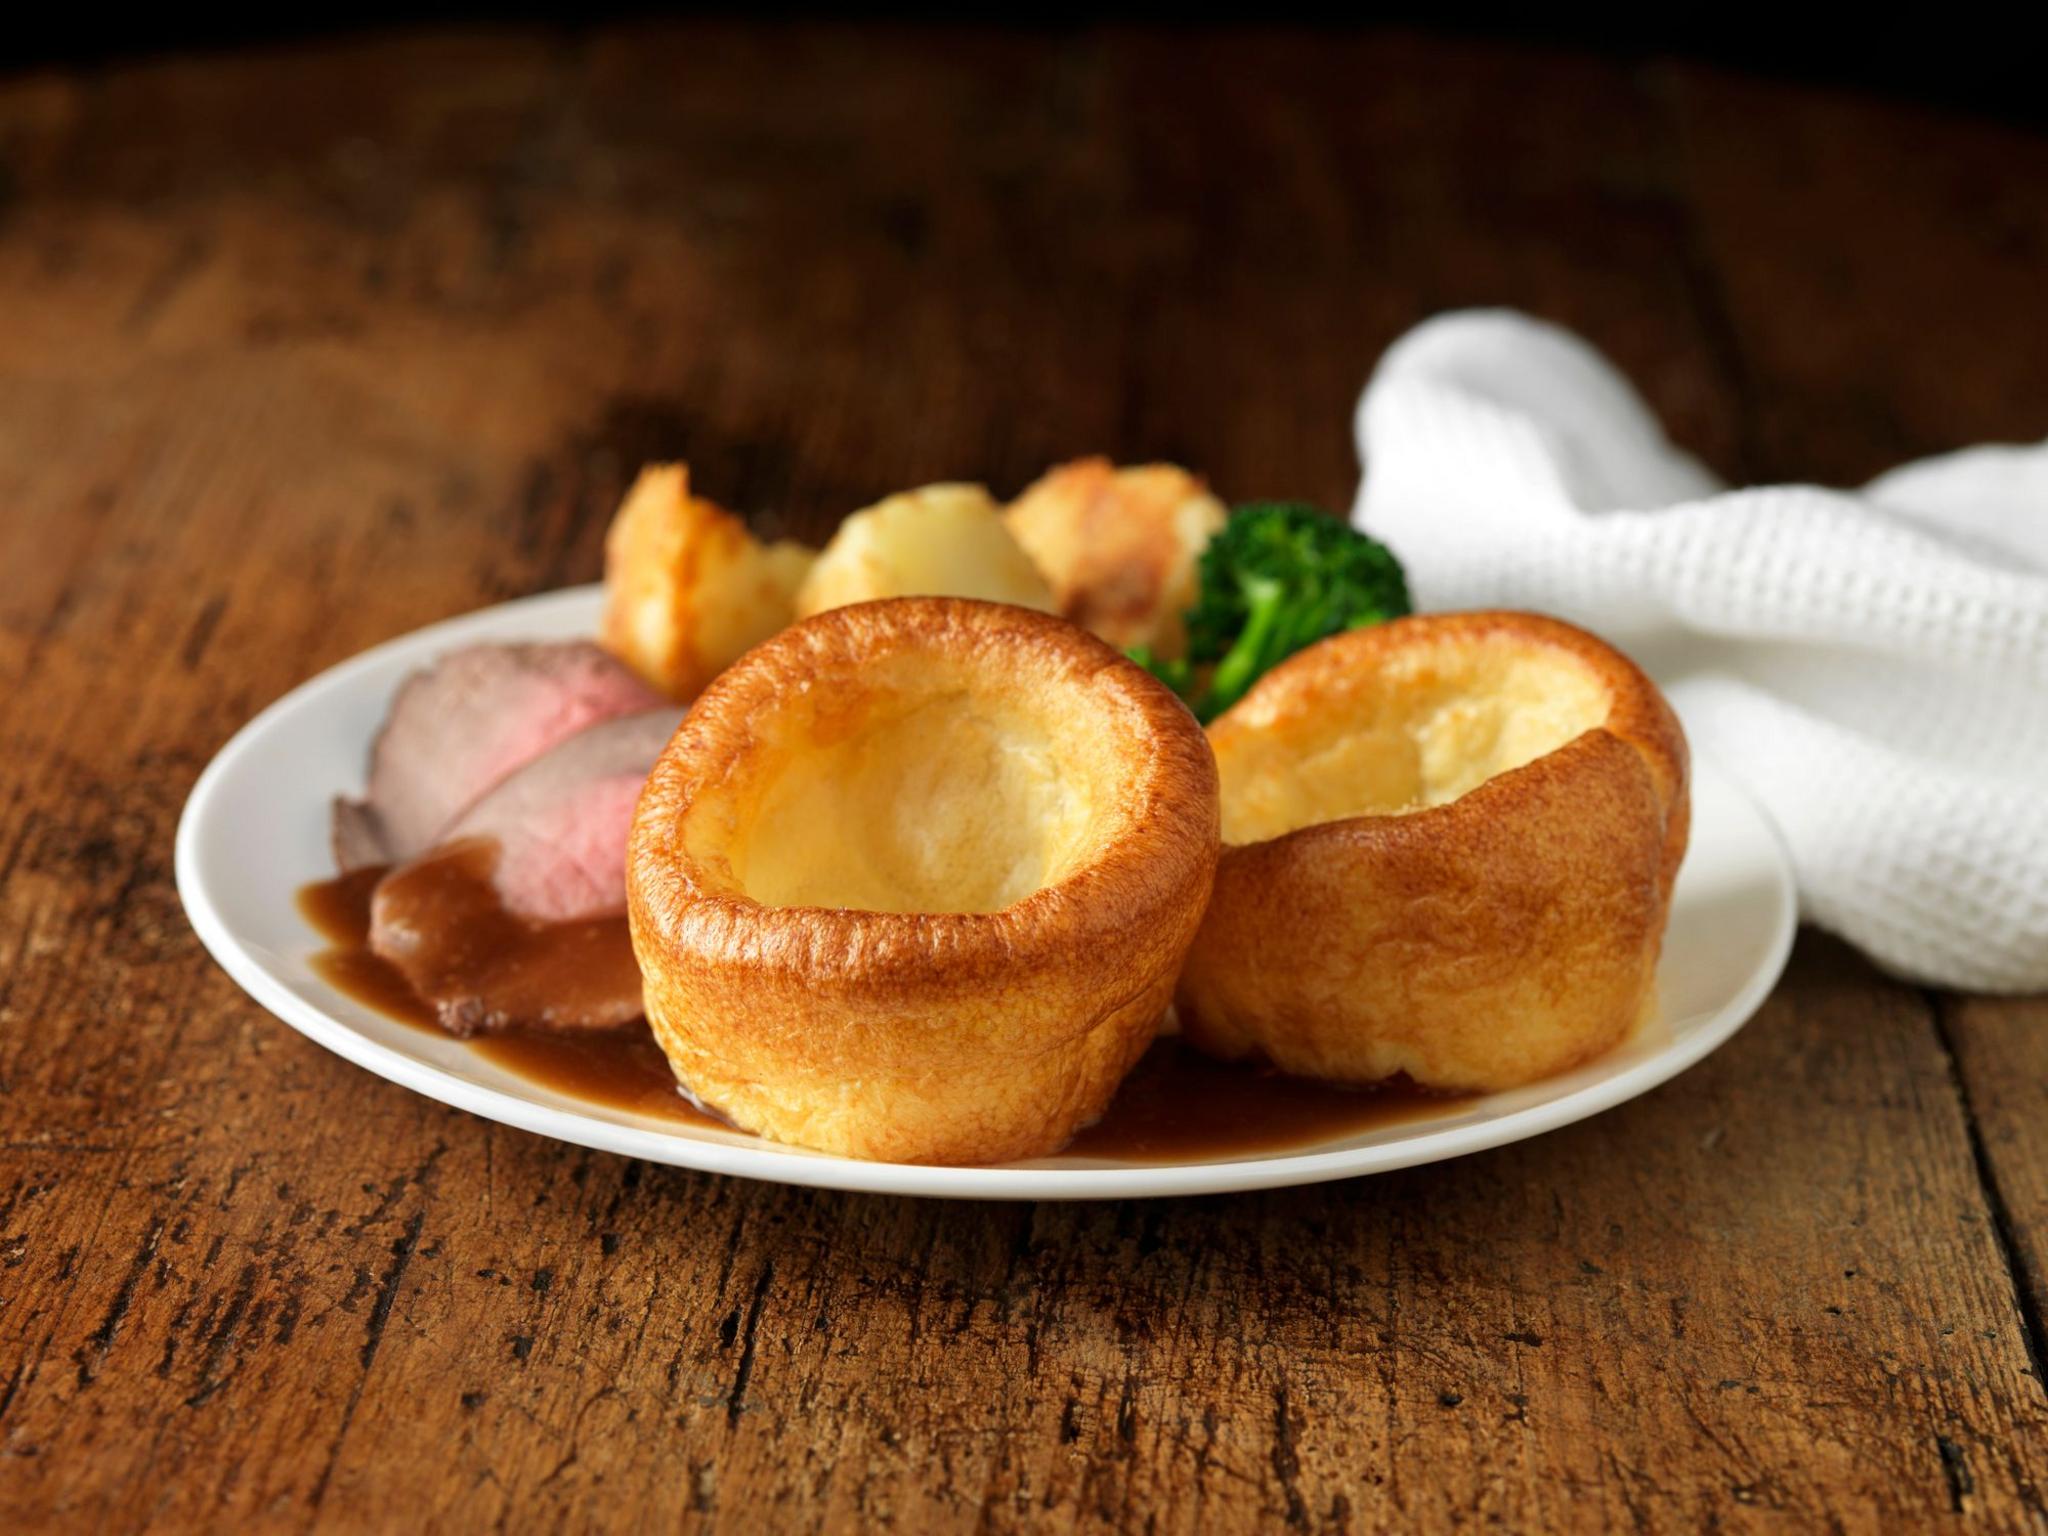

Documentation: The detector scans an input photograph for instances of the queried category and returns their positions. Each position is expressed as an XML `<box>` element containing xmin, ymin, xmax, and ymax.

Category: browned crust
<box><xmin>1179</xmin><ymin>610</ymin><xmax>1690</xmax><ymax>1093</ymax></box>
<box><xmin>1007</xmin><ymin>457</ymin><xmax>1188</xmax><ymax>644</ymax></box>
<box><xmin>598</xmin><ymin>469</ymin><xmax>748</xmax><ymax>700</ymax></box>
<box><xmin>1002</xmin><ymin>458</ymin><xmax>1228</xmax><ymax>657</ymax></box>
<box><xmin>628</xmin><ymin>597</ymin><xmax>1221</xmax><ymax>1163</ymax></box>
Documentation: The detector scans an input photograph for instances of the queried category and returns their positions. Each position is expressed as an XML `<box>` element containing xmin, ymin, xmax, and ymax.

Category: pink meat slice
<box><xmin>367</xmin><ymin>707</ymin><xmax>685</xmax><ymax>1033</ymax></box>
<box><xmin>334</xmin><ymin>640</ymin><xmax>662</xmax><ymax>870</ymax></box>
<box><xmin>425</xmin><ymin>707</ymin><xmax>686</xmax><ymax>922</ymax></box>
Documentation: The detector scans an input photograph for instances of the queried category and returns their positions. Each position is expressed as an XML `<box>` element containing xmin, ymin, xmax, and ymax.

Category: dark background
<box><xmin>7</xmin><ymin>4</ymin><xmax>2044</xmax><ymax>128</ymax></box>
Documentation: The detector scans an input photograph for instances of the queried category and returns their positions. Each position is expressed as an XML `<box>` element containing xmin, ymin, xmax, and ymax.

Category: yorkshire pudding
<box><xmin>1177</xmin><ymin>611</ymin><xmax>1688</xmax><ymax>1094</ymax></box>
<box><xmin>628</xmin><ymin>598</ymin><xmax>1220</xmax><ymax>1163</ymax></box>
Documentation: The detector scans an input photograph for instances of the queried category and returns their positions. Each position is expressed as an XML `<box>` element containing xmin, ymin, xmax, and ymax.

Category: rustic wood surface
<box><xmin>2</xmin><ymin>23</ymin><xmax>2045</xmax><ymax>1532</ymax></box>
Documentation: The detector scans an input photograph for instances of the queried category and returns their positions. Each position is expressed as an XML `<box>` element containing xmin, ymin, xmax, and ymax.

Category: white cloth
<box><xmin>1351</xmin><ymin>310</ymin><xmax>2048</xmax><ymax>993</ymax></box>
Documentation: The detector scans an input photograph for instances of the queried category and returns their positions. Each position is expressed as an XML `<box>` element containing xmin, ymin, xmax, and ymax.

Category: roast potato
<box><xmin>1177</xmin><ymin>611</ymin><xmax>1689</xmax><ymax>1095</ymax></box>
<box><xmin>628</xmin><ymin>598</ymin><xmax>1220</xmax><ymax>1164</ymax></box>
<box><xmin>793</xmin><ymin>483</ymin><xmax>1056</xmax><ymax>619</ymax></box>
<box><xmin>1003</xmin><ymin>458</ymin><xmax>1226</xmax><ymax>656</ymax></box>
<box><xmin>600</xmin><ymin>464</ymin><xmax>814</xmax><ymax>700</ymax></box>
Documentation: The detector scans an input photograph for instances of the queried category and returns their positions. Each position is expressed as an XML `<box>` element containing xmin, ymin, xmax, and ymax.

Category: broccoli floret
<box><xmin>1131</xmin><ymin>501</ymin><xmax>1410</xmax><ymax>723</ymax></box>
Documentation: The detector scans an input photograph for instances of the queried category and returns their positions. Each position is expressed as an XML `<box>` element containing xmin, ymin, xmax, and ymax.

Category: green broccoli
<box><xmin>1130</xmin><ymin>501</ymin><xmax>1410</xmax><ymax>723</ymax></box>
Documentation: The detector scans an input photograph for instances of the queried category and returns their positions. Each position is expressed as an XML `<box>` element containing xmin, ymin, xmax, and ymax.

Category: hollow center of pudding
<box><xmin>1216</xmin><ymin>637</ymin><xmax>1612</xmax><ymax>845</ymax></box>
<box><xmin>715</xmin><ymin>684</ymin><xmax>1109</xmax><ymax>914</ymax></box>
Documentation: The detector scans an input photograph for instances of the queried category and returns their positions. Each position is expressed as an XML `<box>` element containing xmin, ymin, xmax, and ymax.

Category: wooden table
<box><xmin>3</xmin><ymin>23</ymin><xmax>2045</xmax><ymax>1532</ymax></box>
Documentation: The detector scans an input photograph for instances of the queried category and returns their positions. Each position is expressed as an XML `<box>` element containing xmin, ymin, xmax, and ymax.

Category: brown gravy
<box><xmin>300</xmin><ymin>866</ymin><xmax>727</xmax><ymax>1131</ymax></box>
<box><xmin>362</xmin><ymin>841</ymin><xmax>646</xmax><ymax>1034</ymax></box>
<box><xmin>298</xmin><ymin>869</ymin><xmax>1467</xmax><ymax>1163</ymax></box>
<box><xmin>1066</xmin><ymin>1045</ymin><xmax>1459</xmax><ymax>1162</ymax></box>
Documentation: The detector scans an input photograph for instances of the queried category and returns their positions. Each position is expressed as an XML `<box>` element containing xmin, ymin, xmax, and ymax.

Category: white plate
<box><xmin>177</xmin><ymin>586</ymin><xmax>1796</xmax><ymax>1201</ymax></box>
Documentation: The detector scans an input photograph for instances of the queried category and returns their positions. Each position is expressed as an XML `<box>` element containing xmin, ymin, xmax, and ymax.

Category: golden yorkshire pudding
<box><xmin>1177</xmin><ymin>611</ymin><xmax>1689</xmax><ymax>1094</ymax></box>
<box><xmin>628</xmin><ymin>598</ymin><xmax>1220</xmax><ymax>1163</ymax></box>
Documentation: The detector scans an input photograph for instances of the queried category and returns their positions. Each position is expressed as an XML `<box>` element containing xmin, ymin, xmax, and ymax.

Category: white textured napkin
<box><xmin>1350</xmin><ymin>310</ymin><xmax>2048</xmax><ymax>992</ymax></box>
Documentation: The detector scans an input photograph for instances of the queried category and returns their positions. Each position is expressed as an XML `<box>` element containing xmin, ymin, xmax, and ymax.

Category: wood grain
<box><xmin>1942</xmin><ymin>994</ymin><xmax>2048</xmax><ymax>1359</ymax></box>
<box><xmin>1</xmin><ymin>24</ymin><xmax>2043</xmax><ymax>1532</ymax></box>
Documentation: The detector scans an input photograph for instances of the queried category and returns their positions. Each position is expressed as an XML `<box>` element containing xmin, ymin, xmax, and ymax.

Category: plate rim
<box><xmin>175</xmin><ymin>586</ymin><xmax>1798</xmax><ymax>1201</ymax></box>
